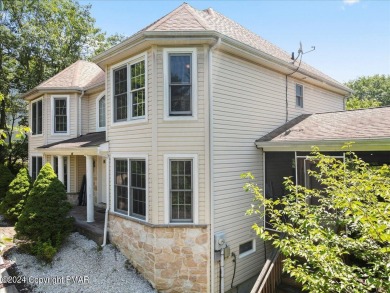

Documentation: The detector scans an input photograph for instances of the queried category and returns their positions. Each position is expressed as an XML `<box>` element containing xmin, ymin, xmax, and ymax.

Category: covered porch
<box><xmin>38</xmin><ymin>132</ymin><xmax>109</xmax><ymax>225</ymax></box>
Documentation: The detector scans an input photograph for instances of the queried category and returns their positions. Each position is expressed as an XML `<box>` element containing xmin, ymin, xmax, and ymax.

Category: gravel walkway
<box><xmin>8</xmin><ymin>233</ymin><xmax>157</xmax><ymax>293</ymax></box>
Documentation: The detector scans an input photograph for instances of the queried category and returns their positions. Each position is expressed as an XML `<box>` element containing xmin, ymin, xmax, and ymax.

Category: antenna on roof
<box><xmin>291</xmin><ymin>41</ymin><xmax>316</xmax><ymax>63</ymax></box>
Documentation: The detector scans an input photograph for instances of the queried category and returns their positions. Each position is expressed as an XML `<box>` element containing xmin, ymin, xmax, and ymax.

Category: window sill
<box><xmin>51</xmin><ymin>132</ymin><xmax>70</xmax><ymax>136</ymax></box>
<box><xmin>163</xmin><ymin>116</ymin><xmax>198</xmax><ymax>122</ymax></box>
<box><xmin>110</xmin><ymin>118</ymin><xmax>148</xmax><ymax>128</ymax></box>
<box><xmin>109</xmin><ymin>211</ymin><xmax>207</xmax><ymax>228</ymax></box>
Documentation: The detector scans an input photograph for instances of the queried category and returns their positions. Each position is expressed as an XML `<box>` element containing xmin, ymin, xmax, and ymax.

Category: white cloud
<box><xmin>343</xmin><ymin>0</ymin><xmax>360</xmax><ymax>5</ymax></box>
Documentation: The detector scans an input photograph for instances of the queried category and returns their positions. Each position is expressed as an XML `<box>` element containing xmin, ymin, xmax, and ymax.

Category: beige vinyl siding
<box><xmin>211</xmin><ymin>50</ymin><xmax>344</xmax><ymax>291</ymax></box>
<box><xmin>106</xmin><ymin>46</ymin><xmax>209</xmax><ymax>226</ymax></box>
<box><xmin>81</xmin><ymin>94</ymin><xmax>89</xmax><ymax>135</ymax></box>
<box><xmin>46</xmin><ymin>93</ymin><xmax>78</xmax><ymax>144</ymax></box>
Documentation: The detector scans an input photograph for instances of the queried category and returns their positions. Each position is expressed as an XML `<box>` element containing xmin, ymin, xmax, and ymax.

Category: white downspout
<box><xmin>102</xmin><ymin>155</ymin><xmax>110</xmax><ymax>246</ymax></box>
<box><xmin>220</xmin><ymin>247</ymin><xmax>225</xmax><ymax>293</ymax></box>
<box><xmin>209</xmin><ymin>37</ymin><xmax>221</xmax><ymax>292</ymax></box>
<box><xmin>102</xmin><ymin>64</ymin><xmax>109</xmax><ymax>247</ymax></box>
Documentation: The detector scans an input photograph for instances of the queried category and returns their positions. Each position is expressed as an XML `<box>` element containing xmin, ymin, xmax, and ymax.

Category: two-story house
<box><xmin>24</xmin><ymin>3</ymin><xmax>352</xmax><ymax>292</ymax></box>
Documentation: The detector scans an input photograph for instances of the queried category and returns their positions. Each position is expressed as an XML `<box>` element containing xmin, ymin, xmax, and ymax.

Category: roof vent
<box><xmin>206</xmin><ymin>8</ymin><xmax>215</xmax><ymax>16</ymax></box>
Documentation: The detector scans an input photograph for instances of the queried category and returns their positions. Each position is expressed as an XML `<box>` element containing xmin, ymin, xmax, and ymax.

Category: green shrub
<box><xmin>15</xmin><ymin>163</ymin><xmax>73</xmax><ymax>252</ymax></box>
<box><xmin>0</xmin><ymin>165</ymin><xmax>14</xmax><ymax>200</ymax></box>
<box><xmin>0</xmin><ymin>168</ymin><xmax>31</xmax><ymax>222</ymax></box>
<box><xmin>33</xmin><ymin>240</ymin><xmax>58</xmax><ymax>263</ymax></box>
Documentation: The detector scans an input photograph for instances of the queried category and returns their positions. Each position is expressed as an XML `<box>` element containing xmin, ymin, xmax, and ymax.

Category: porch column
<box><xmin>57</xmin><ymin>155</ymin><xmax>64</xmax><ymax>184</ymax></box>
<box><xmin>85</xmin><ymin>155</ymin><xmax>94</xmax><ymax>223</ymax></box>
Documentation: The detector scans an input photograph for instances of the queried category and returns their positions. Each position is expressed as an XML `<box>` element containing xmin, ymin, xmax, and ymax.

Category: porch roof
<box><xmin>256</xmin><ymin>107</ymin><xmax>390</xmax><ymax>152</ymax></box>
<box><xmin>38</xmin><ymin>131</ymin><xmax>107</xmax><ymax>155</ymax></box>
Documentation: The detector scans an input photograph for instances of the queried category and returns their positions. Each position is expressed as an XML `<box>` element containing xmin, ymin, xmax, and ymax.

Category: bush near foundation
<box><xmin>15</xmin><ymin>163</ymin><xmax>73</xmax><ymax>262</ymax></box>
<box><xmin>0</xmin><ymin>168</ymin><xmax>31</xmax><ymax>222</ymax></box>
<box><xmin>0</xmin><ymin>165</ymin><xmax>14</xmax><ymax>200</ymax></box>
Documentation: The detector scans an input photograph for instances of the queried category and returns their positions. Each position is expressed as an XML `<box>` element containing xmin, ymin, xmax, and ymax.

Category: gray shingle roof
<box><xmin>23</xmin><ymin>60</ymin><xmax>104</xmax><ymax>98</ymax></box>
<box><xmin>257</xmin><ymin>107</ymin><xmax>390</xmax><ymax>143</ymax></box>
<box><xmin>38</xmin><ymin>131</ymin><xmax>106</xmax><ymax>149</ymax></box>
<box><xmin>140</xmin><ymin>3</ymin><xmax>343</xmax><ymax>87</ymax></box>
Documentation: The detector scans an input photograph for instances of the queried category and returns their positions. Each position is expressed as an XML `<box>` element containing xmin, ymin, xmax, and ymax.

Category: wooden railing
<box><xmin>250</xmin><ymin>248</ymin><xmax>283</xmax><ymax>293</ymax></box>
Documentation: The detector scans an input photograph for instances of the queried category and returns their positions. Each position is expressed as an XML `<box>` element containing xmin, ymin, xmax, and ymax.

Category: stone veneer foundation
<box><xmin>108</xmin><ymin>213</ymin><xmax>210</xmax><ymax>293</ymax></box>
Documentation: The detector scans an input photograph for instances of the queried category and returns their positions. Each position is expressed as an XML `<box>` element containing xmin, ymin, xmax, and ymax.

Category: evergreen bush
<box><xmin>15</xmin><ymin>163</ymin><xmax>73</xmax><ymax>261</ymax></box>
<box><xmin>0</xmin><ymin>165</ymin><xmax>15</xmax><ymax>200</ymax></box>
<box><xmin>0</xmin><ymin>168</ymin><xmax>31</xmax><ymax>222</ymax></box>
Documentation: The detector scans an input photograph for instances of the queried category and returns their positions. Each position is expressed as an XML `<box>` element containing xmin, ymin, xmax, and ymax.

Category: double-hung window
<box><xmin>170</xmin><ymin>160</ymin><xmax>193</xmax><ymax>222</ymax></box>
<box><xmin>31</xmin><ymin>99</ymin><xmax>42</xmax><ymax>135</ymax></box>
<box><xmin>31</xmin><ymin>156</ymin><xmax>42</xmax><ymax>181</ymax></box>
<box><xmin>52</xmin><ymin>96</ymin><xmax>69</xmax><ymax>134</ymax></box>
<box><xmin>113</xmin><ymin>57</ymin><xmax>146</xmax><ymax>123</ymax></box>
<box><xmin>163</xmin><ymin>48</ymin><xmax>197</xmax><ymax>120</ymax></box>
<box><xmin>114</xmin><ymin>158</ymin><xmax>146</xmax><ymax>220</ymax></box>
<box><xmin>165</xmin><ymin>154</ymin><xmax>198</xmax><ymax>224</ymax></box>
<box><xmin>296</xmin><ymin>84</ymin><xmax>303</xmax><ymax>108</ymax></box>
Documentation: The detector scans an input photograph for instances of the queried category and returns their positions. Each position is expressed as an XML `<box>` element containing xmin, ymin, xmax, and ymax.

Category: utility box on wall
<box><xmin>214</xmin><ymin>232</ymin><xmax>226</xmax><ymax>251</ymax></box>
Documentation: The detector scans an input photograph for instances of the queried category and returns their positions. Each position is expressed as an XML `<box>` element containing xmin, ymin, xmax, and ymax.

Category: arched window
<box><xmin>97</xmin><ymin>94</ymin><xmax>106</xmax><ymax>130</ymax></box>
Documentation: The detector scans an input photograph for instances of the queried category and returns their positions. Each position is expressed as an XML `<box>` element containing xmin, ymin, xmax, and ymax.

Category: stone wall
<box><xmin>108</xmin><ymin>213</ymin><xmax>210</xmax><ymax>292</ymax></box>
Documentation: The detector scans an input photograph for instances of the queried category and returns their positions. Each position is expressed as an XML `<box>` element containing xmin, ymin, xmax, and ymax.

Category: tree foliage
<box><xmin>0</xmin><ymin>164</ymin><xmax>14</xmax><ymax>200</ymax></box>
<box><xmin>15</xmin><ymin>163</ymin><xmax>73</xmax><ymax>261</ymax></box>
<box><xmin>0</xmin><ymin>0</ymin><xmax>124</xmax><ymax>167</ymax></box>
<box><xmin>345</xmin><ymin>75</ymin><xmax>390</xmax><ymax>110</ymax></box>
<box><xmin>346</xmin><ymin>97</ymin><xmax>381</xmax><ymax>110</ymax></box>
<box><xmin>244</xmin><ymin>147</ymin><xmax>390</xmax><ymax>293</ymax></box>
<box><xmin>0</xmin><ymin>168</ymin><xmax>31</xmax><ymax>222</ymax></box>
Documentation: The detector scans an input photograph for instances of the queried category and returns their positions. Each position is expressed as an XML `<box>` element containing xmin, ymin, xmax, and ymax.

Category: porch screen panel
<box><xmin>114</xmin><ymin>159</ymin><xmax>128</xmax><ymax>213</ymax></box>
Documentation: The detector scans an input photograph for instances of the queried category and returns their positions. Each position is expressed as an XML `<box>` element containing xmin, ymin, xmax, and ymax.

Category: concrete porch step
<box><xmin>69</xmin><ymin>206</ymin><xmax>106</xmax><ymax>246</ymax></box>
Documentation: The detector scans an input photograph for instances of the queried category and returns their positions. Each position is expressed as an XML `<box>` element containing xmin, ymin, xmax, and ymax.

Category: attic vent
<box><xmin>206</xmin><ymin>8</ymin><xmax>215</xmax><ymax>16</ymax></box>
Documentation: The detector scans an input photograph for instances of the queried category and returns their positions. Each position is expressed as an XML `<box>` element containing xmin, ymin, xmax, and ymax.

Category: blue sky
<box><xmin>80</xmin><ymin>0</ymin><xmax>390</xmax><ymax>83</ymax></box>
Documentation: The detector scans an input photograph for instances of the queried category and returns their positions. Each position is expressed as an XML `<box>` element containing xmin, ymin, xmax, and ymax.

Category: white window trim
<box><xmin>296</xmin><ymin>83</ymin><xmax>304</xmax><ymax>108</ymax></box>
<box><xmin>164</xmin><ymin>154</ymin><xmax>198</xmax><ymax>224</ymax></box>
<box><xmin>51</xmin><ymin>95</ymin><xmax>70</xmax><ymax>135</ymax></box>
<box><xmin>110</xmin><ymin>153</ymin><xmax>149</xmax><ymax>222</ymax></box>
<box><xmin>95</xmin><ymin>91</ymin><xmax>106</xmax><ymax>131</ymax></box>
<box><xmin>163</xmin><ymin>48</ymin><xmax>198</xmax><ymax>121</ymax></box>
<box><xmin>239</xmin><ymin>239</ymin><xmax>256</xmax><ymax>259</ymax></box>
<box><xmin>31</xmin><ymin>97</ymin><xmax>43</xmax><ymax>136</ymax></box>
<box><xmin>51</xmin><ymin>155</ymin><xmax>71</xmax><ymax>192</ymax></box>
<box><xmin>110</xmin><ymin>52</ymin><xmax>148</xmax><ymax>127</ymax></box>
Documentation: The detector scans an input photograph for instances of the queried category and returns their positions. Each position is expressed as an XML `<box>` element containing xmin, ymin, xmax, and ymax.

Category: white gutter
<box><xmin>209</xmin><ymin>37</ymin><xmax>221</xmax><ymax>292</ymax></box>
<box><xmin>256</xmin><ymin>138</ymin><xmax>390</xmax><ymax>152</ymax></box>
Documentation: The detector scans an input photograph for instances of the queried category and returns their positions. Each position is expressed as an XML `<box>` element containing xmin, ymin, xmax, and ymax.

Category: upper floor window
<box><xmin>296</xmin><ymin>84</ymin><xmax>303</xmax><ymax>108</ymax></box>
<box><xmin>51</xmin><ymin>95</ymin><xmax>69</xmax><ymax>134</ymax></box>
<box><xmin>97</xmin><ymin>94</ymin><xmax>106</xmax><ymax>130</ymax></box>
<box><xmin>163</xmin><ymin>48</ymin><xmax>197</xmax><ymax>120</ymax></box>
<box><xmin>31</xmin><ymin>99</ymin><xmax>42</xmax><ymax>135</ymax></box>
<box><xmin>113</xmin><ymin>57</ymin><xmax>146</xmax><ymax>123</ymax></box>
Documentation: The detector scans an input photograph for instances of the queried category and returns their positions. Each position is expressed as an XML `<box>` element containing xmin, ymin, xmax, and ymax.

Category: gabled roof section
<box><xmin>23</xmin><ymin>60</ymin><xmax>104</xmax><ymax>99</ymax></box>
<box><xmin>257</xmin><ymin>107</ymin><xmax>390</xmax><ymax>144</ymax></box>
<box><xmin>98</xmin><ymin>3</ymin><xmax>345</xmax><ymax>89</ymax></box>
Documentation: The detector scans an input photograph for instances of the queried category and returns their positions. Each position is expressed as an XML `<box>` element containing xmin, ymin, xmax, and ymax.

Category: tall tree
<box><xmin>0</xmin><ymin>0</ymin><xmax>124</xmax><ymax>168</ymax></box>
<box><xmin>345</xmin><ymin>75</ymin><xmax>390</xmax><ymax>110</ymax></box>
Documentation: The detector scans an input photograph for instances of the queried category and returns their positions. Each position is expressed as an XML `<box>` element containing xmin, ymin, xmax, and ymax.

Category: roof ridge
<box><xmin>71</xmin><ymin>60</ymin><xmax>82</xmax><ymax>87</ymax></box>
<box><xmin>185</xmin><ymin>3</ymin><xmax>210</xmax><ymax>30</ymax></box>
<box><xmin>38</xmin><ymin>61</ymin><xmax>78</xmax><ymax>88</ymax></box>
<box><xmin>146</xmin><ymin>3</ymin><xmax>196</xmax><ymax>31</ymax></box>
